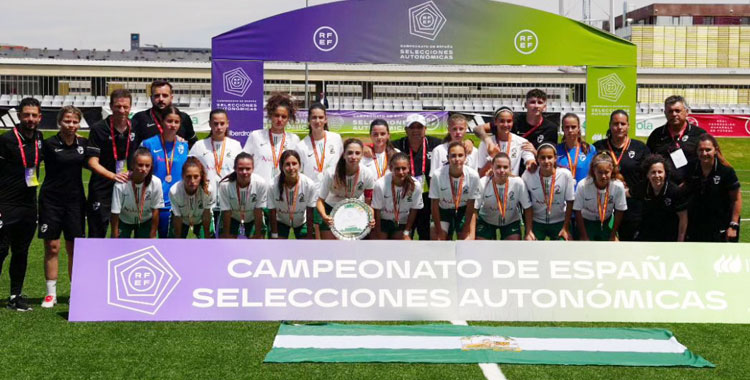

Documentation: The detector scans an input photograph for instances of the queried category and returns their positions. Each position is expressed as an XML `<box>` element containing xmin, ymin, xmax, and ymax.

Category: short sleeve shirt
<box><xmin>243</xmin><ymin>129</ymin><xmax>300</xmax><ymax>180</ymax></box>
<box><xmin>477</xmin><ymin>133</ymin><xmax>535</xmax><ymax>176</ymax></box>
<box><xmin>169</xmin><ymin>180</ymin><xmax>216</xmax><ymax>225</ymax></box>
<box><xmin>318</xmin><ymin>166</ymin><xmax>376</xmax><ymax>206</ymax></box>
<box><xmin>573</xmin><ymin>177</ymin><xmax>628</xmax><ymax>221</ymax></box>
<box><xmin>188</xmin><ymin>137</ymin><xmax>244</xmax><ymax>190</ymax></box>
<box><xmin>40</xmin><ymin>134</ymin><xmax>88</xmax><ymax>203</ymax></box>
<box><xmin>556</xmin><ymin>143</ymin><xmax>597</xmax><ymax>187</ymax></box>
<box><xmin>295</xmin><ymin>132</ymin><xmax>343</xmax><ymax>186</ymax></box>
<box><xmin>429</xmin><ymin>142</ymin><xmax>478</xmax><ymax>177</ymax></box>
<box><xmin>86</xmin><ymin>117</ymin><xmax>138</xmax><ymax>202</ymax></box>
<box><xmin>372</xmin><ymin>173</ymin><xmax>424</xmax><ymax>224</ymax></box>
<box><xmin>217</xmin><ymin>173</ymin><xmax>269</xmax><ymax>222</ymax></box>
<box><xmin>476</xmin><ymin>176</ymin><xmax>531</xmax><ymax>226</ymax></box>
<box><xmin>646</xmin><ymin>123</ymin><xmax>706</xmax><ymax>185</ymax></box>
<box><xmin>268</xmin><ymin>173</ymin><xmax>318</xmax><ymax>228</ymax></box>
<box><xmin>522</xmin><ymin>168</ymin><xmax>576</xmax><ymax>224</ymax></box>
<box><xmin>428</xmin><ymin>166</ymin><xmax>482</xmax><ymax>209</ymax></box>
<box><xmin>511</xmin><ymin>114</ymin><xmax>559</xmax><ymax>148</ymax></box>
<box><xmin>141</xmin><ymin>135</ymin><xmax>190</xmax><ymax>208</ymax></box>
<box><xmin>111</xmin><ymin>177</ymin><xmax>165</xmax><ymax>224</ymax></box>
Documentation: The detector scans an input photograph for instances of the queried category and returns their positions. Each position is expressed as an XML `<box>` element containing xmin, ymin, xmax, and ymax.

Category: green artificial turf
<box><xmin>0</xmin><ymin>132</ymin><xmax>748</xmax><ymax>379</ymax></box>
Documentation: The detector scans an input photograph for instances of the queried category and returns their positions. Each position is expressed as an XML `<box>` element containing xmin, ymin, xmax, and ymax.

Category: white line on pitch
<box><xmin>450</xmin><ymin>320</ymin><xmax>508</xmax><ymax>380</ymax></box>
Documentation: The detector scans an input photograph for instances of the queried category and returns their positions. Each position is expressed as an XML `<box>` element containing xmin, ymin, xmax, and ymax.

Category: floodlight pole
<box><xmin>305</xmin><ymin>0</ymin><xmax>310</xmax><ymax>108</ymax></box>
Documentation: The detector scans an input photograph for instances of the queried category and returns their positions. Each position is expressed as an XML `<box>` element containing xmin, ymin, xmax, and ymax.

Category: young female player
<box><xmin>429</xmin><ymin>142</ymin><xmax>481</xmax><ymax>240</ymax></box>
<box><xmin>476</xmin><ymin>107</ymin><xmax>536</xmax><ymax>176</ymax></box>
<box><xmin>317</xmin><ymin>138</ymin><xmax>376</xmax><ymax>240</ymax></box>
<box><xmin>475</xmin><ymin>152</ymin><xmax>531</xmax><ymax>240</ymax></box>
<box><xmin>218</xmin><ymin>153</ymin><xmax>268</xmax><ymax>239</ymax></box>
<box><xmin>635</xmin><ymin>154</ymin><xmax>687</xmax><ymax>241</ymax></box>
<box><xmin>168</xmin><ymin>157</ymin><xmax>215</xmax><ymax>238</ymax></box>
<box><xmin>39</xmin><ymin>106</ymin><xmax>88</xmax><ymax>307</ymax></box>
<box><xmin>556</xmin><ymin>113</ymin><xmax>596</xmax><ymax>186</ymax></box>
<box><xmin>686</xmin><ymin>134</ymin><xmax>742</xmax><ymax>242</ymax></box>
<box><xmin>140</xmin><ymin>105</ymin><xmax>189</xmax><ymax>238</ymax></box>
<box><xmin>430</xmin><ymin>113</ymin><xmax>477</xmax><ymax>176</ymax></box>
<box><xmin>522</xmin><ymin>143</ymin><xmax>575</xmax><ymax>240</ymax></box>
<box><xmin>361</xmin><ymin>119</ymin><xmax>398</xmax><ymax>179</ymax></box>
<box><xmin>243</xmin><ymin>93</ymin><xmax>301</xmax><ymax>179</ymax></box>
<box><xmin>296</xmin><ymin>103</ymin><xmax>343</xmax><ymax>183</ymax></box>
<box><xmin>371</xmin><ymin>152</ymin><xmax>423</xmax><ymax>240</ymax></box>
<box><xmin>269</xmin><ymin>150</ymin><xmax>317</xmax><ymax>239</ymax></box>
<box><xmin>111</xmin><ymin>148</ymin><xmax>164</xmax><ymax>238</ymax></box>
<box><xmin>188</xmin><ymin>109</ymin><xmax>243</xmax><ymax>234</ymax></box>
<box><xmin>573</xmin><ymin>152</ymin><xmax>628</xmax><ymax>241</ymax></box>
<box><xmin>593</xmin><ymin>110</ymin><xmax>649</xmax><ymax>241</ymax></box>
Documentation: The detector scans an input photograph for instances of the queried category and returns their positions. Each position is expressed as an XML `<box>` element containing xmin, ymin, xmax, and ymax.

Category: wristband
<box><xmin>728</xmin><ymin>222</ymin><xmax>739</xmax><ymax>230</ymax></box>
<box><xmin>271</xmin><ymin>232</ymin><xmax>279</xmax><ymax>238</ymax></box>
<box><xmin>403</xmin><ymin>230</ymin><xmax>410</xmax><ymax>236</ymax></box>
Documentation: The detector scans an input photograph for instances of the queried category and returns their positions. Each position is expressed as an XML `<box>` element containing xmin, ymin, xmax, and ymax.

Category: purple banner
<box><xmin>281</xmin><ymin>110</ymin><xmax>448</xmax><ymax>135</ymax></box>
<box><xmin>211</xmin><ymin>60</ymin><xmax>264</xmax><ymax>146</ymax></box>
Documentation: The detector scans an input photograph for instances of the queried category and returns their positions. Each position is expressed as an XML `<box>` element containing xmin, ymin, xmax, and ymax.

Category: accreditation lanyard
<box><xmin>596</xmin><ymin>185</ymin><xmax>610</xmax><ymax>229</ymax></box>
<box><xmin>269</xmin><ymin>130</ymin><xmax>286</xmax><ymax>169</ymax></box>
<box><xmin>540</xmin><ymin>170</ymin><xmax>556</xmax><ymax>223</ymax></box>
<box><xmin>110</xmin><ymin>117</ymin><xmax>131</xmax><ymax>173</ymax></box>
<box><xmin>409</xmin><ymin>138</ymin><xmax>426</xmax><ymax>175</ymax></box>
<box><xmin>374</xmin><ymin>151</ymin><xmax>388</xmax><ymax>178</ymax></box>
<box><xmin>13</xmin><ymin>128</ymin><xmax>38</xmax><ymax>169</ymax></box>
<box><xmin>131</xmin><ymin>181</ymin><xmax>147</xmax><ymax>225</ymax></box>
<box><xmin>450</xmin><ymin>175</ymin><xmax>464</xmax><ymax>211</ymax></box>
<box><xmin>236</xmin><ymin>181</ymin><xmax>252</xmax><ymax>224</ymax></box>
<box><xmin>161</xmin><ymin>137</ymin><xmax>176</xmax><ymax>182</ymax></box>
<box><xmin>150</xmin><ymin>110</ymin><xmax>164</xmax><ymax>136</ymax></box>
<box><xmin>496</xmin><ymin>133</ymin><xmax>512</xmax><ymax>157</ymax></box>
<box><xmin>311</xmin><ymin>133</ymin><xmax>327</xmax><ymax>173</ymax></box>
<box><xmin>607</xmin><ymin>138</ymin><xmax>630</xmax><ymax>168</ymax></box>
<box><xmin>212</xmin><ymin>139</ymin><xmax>227</xmax><ymax>177</ymax></box>
<box><xmin>286</xmin><ymin>180</ymin><xmax>299</xmax><ymax>226</ymax></box>
<box><xmin>492</xmin><ymin>178</ymin><xmax>509</xmax><ymax>226</ymax></box>
<box><xmin>668</xmin><ymin>125</ymin><xmax>688</xmax><ymax>149</ymax></box>
<box><xmin>566</xmin><ymin>144</ymin><xmax>580</xmax><ymax>179</ymax></box>
<box><xmin>346</xmin><ymin>171</ymin><xmax>360</xmax><ymax>198</ymax></box>
<box><xmin>521</xmin><ymin>117</ymin><xmax>544</xmax><ymax>139</ymax></box>
<box><xmin>391</xmin><ymin>181</ymin><xmax>402</xmax><ymax>223</ymax></box>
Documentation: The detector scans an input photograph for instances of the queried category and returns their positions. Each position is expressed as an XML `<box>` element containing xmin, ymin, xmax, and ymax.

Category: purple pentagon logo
<box><xmin>107</xmin><ymin>246</ymin><xmax>181</xmax><ymax>315</ymax></box>
<box><xmin>222</xmin><ymin>67</ymin><xmax>253</xmax><ymax>97</ymax></box>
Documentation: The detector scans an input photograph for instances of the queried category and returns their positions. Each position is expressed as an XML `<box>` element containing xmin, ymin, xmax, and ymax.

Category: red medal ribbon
<box><xmin>409</xmin><ymin>138</ymin><xmax>426</xmax><ymax>175</ymax></box>
<box><xmin>13</xmin><ymin>128</ymin><xmax>38</xmax><ymax>168</ymax></box>
<box><xmin>109</xmin><ymin>117</ymin><xmax>131</xmax><ymax>162</ymax></box>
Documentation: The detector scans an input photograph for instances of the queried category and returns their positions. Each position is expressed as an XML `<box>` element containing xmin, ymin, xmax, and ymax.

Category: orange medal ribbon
<box><xmin>450</xmin><ymin>175</ymin><xmax>464</xmax><ymax>211</ymax></box>
<box><xmin>311</xmin><ymin>133</ymin><xmax>327</xmax><ymax>173</ymax></box>
<box><xmin>268</xmin><ymin>130</ymin><xmax>286</xmax><ymax>170</ymax></box>
<box><xmin>212</xmin><ymin>139</ymin><xmax>226</xmax><ymax>177</ymax></box>
<box><xmin>540</xmin><ymin>169</ymin><xmax>556</xmax><ymax>222</ymax></box>
<box><xmin>492</xmin><ymin>178</ymin><xmax>509</xmax><ymax>225</ymax></box>
<box><xmin>566</xmin><ymin>143</ymin><xmax>580</xmax><ymax>179</ymax></box>
<box><xmin>596</xmin><ymin>185</ymin><xmax>610</xmax><ymax>229</ymax></box>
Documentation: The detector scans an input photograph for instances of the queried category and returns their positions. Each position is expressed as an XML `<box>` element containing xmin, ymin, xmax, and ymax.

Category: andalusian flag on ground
<box><xmin>265</xmin><ymin>324</ymin><xmax>713</xmax><ymax>367</ymax></box>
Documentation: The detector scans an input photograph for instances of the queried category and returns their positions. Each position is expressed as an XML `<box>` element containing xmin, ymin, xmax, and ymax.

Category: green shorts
<box><xmin>437</xmin><ymin>206</ymin><xmax>467</xmax><ymax>238</ymax></box>
<box><xmin>317</xmin><ymin>203</ymin><xmax>334</xmax><ymax>232</ymax></box>
<box><xmin>583</xmin><ymin>219</ymin><xmax>612</xmax><ymax>241</ymax></box>
<box><xmin>532</xmin><ymin>221</ymin><xmax>565</xmax><ymax>241</ymax></box>
<box><xmin>167</xmin><ymin>212</ymin><xmax>215</xmax><ymax>238</ymax></box>
<box><xmin>117</xmin><ymin>219</ymin><xmax>153</xmax><ymax>238</ymax></box>
<box><xmin>380</xmin><ymin>219</ymin><xmax>406</xmax><ymax>238</ymax></box>
<box><xmin>219</xmin><ymin>218</ymin><xmax>259</xmax><ymax>238</ymax></box>
<box><xmin>276</xmin><ymin>222</ymin><xmax>308</xmax><ymax>239</ymax></box>
<box><xmin>476</xmin><ymin>217</ymin><xmax>521</xmax><ymax>240</ymax></box>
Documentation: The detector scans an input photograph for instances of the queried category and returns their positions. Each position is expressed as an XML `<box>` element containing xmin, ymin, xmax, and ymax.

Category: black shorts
<box><xmin>38</xmin><ymin>197</ymin><xmax>85</xmax><ymax>240</ymax></box>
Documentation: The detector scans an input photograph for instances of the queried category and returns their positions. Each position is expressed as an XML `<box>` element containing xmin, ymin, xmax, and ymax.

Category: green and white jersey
<box><xmin>169</xmin><ymin>180</ymin><xmax>216</xmax><ymax>225</ymax></box>
<box><xmin>188</xmin><ymin>137</ymin><xmax>243</xmax><ymax>191</ymax></box>
<box><xmin>477</xmin><ymin>133</ymin><xmax>535</xmax><ymax>176</ymax></box>
<box><xmin>371</xmin><ymin>173</ymin><xmax>424</xmax><ymax>224</ymax></box>
<box><xmin>218</xmin><ymin>173</ymin><xmax>268</xmax><ymax>222</ymax></box>
<box><xmin>428</xmin><ymin>166</ymin><xmax>481</xmax><ymax>210</ymax></box>
<box><xmin>318</xmin><ymin>166</ymin><xmax>376</xmax><ymax>206</ymax></box>
<box><xmin>111</xmin><ymin>177</ymin><xmax>165</xmax><ymax>224</ymax></box>
<box><xmin>476</xmin><ymin>176</ymin><xmax>530</xmax><ymax>226</ymax></box>
<box><xmin>429</xmin><ymin>142</ymin><xmax>478</xmax><ymax>177</ymax></box>
<box><xmin>269</xmin><ymin>173</ymin><xmax>318</xmax><ymax>228</ymax></box>
<box><xmin>573</xmin><ymin>177</ymin><xmax>628</xmax><ymax>221</ymax></box>
<box><xmin>295</xmin><ymin>132</ymin><xmax>343</xmax><ymax>186</ymax></box>
<box><xmin>522</xmin><ymin>168</ymin><xmax>575</xmax><ymax>224</ymax></box>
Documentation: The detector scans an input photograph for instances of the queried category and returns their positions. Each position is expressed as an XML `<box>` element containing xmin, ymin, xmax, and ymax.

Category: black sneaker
<box><xmin>7</xmin><ymin>295</ymin><xmax>32</xmax><ymax>312</ymax></box>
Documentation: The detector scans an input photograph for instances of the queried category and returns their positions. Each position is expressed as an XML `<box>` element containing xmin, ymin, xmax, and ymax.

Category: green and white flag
<box><xmin>265</xmin><ymin>324</ymin><xmax>713</xmax><ymax>367</ymax></box>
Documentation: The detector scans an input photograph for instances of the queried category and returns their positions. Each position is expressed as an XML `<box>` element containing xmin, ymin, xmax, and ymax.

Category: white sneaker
<box><xmin>41</xmin><ymin>295</ymin><xmax>57</xmax><ymax>308</ymax></box>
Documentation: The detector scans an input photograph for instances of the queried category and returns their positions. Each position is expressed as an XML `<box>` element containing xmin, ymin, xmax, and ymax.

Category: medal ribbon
<box><xmin>540</xmin><ymin>169</ymin><xmax>556</xmax><ymax>217</ymax></box>
<box><xmin>566</xmin><ymin>143</ymin><xmax>580</xmax><ymax>178</ymax></box>
<box><xmin>13</xmin><ymin>128</ymin><xmax>38</xmax><ymax>168</ymax></box>
<box><xmin>450</xmin><ymin>175</ymin><xmax>464</xmax><ymax>211</ymax></box>
<box><xmin>607</xmin><ymin>138</ymin><xmax>631</xmax><ymax>167</ymax></box>
<box><xmin>161</xmin><ymin>137</ymin><xmax>176</xmax><ymax>179</ymax></box>
<box><xmin>236</xmin><ymin>180</ymin><xmax>251</xmax><ymax>223</ymax></box>
<box><xmin>150</xmin><ymin>110</ymin><xmax>164</xmax><ymax>136</ymax></box>
<box><xmin>391</xmin><ymin>181</ymin><xmax>401</xmax><ymax>223</ymax></box>
<box><xmin>132</xmin><ymin>181</ymin><xmax>147</xmax><ymax>224</ymax></box>
<box><xmin>409</xmin><ymin>138</ymin><xmax>426</xmax><ymax>175</ymax></box>
<box><xmin>596</xmin><ymin>186</ymin><xmax>610</xmax><ymax>227</ymax></box>
<box><xmin>269</xmin><ymin>130</ymin><xmax>286</xmax><ymax>170</ymax></box>
<box><xmin>346</xmin><ymin>171</ymin><xmax>360</xmax><ymax>198</ymax></box>
<box><xmin>212</xmin><ymin>139</ymin><xmax>227</xmax><ymax>177</ymax></box>
<box><xmin>109</xmin><ymin>117</ymin><xmax>131</xmax><ymax>162</ymax></box>
<box><xmin>311</xmin><ymin>133</ymin><xmax>327</xmax><ymax>173</ymax></box>
<box><xmin>286</xmin><ymin>180</ymin><xmax>299</xmax><ymax>226</ymax></box>
<box><xmin>492</xmin><ymin>178</ymin><xmax>509</xmax><ymax>225</ymax></box>
<box><xmin>374</xmin><ymin>151</ymin><xmax>388</xmax><ymax>178</ymax></box>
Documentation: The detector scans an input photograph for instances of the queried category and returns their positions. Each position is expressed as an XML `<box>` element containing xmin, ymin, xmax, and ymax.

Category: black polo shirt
<box><xmin>40</xmin><ymin>134</ymin><xmax>88</xmax><ymax>203</ymax></box>
<box><xmin>131</xmin><ymin>108</ymin><xmax>197</xmax><ymax>149</ymax></box>
<box><xmin>686</xmin><ymin>159</ymin><xmax>740</xmax><ymax>241</ymax></box>
<box><xmin>511</xmin><ymin>113</ymin><xmax>559</xmax><ymax>148</ymax></box>
<box><xmin>646</xmin><ymin>123</ymin><xmax>706</xmax><ymax>185</ymax></box>
<box><xmin>86</xmin><ymin>116</ymin><xmax>138</xmax><ymax>203</ymax></box>
<box><xmin>393</xmin><ymin>136</ymin><xmax>442</xmax><ymax>193</ymax></box>
<box><xmin>593</xmin><ymin>138</ymin><xmax>650</xmax><ymax>220</ymax></box>
<box><xmin>0</xmin><ymin>127</ymin><xmax>44</xmax><ymax>222</ymax></box>
<box><xmin>636</xmin><ymin>181</ymin><xmax>687</xmax><ymax>241</ymax></box>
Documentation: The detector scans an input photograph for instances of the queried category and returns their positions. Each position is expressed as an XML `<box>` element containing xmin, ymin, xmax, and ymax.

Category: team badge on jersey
<box><xmin>664</xmin><ymin>197</ymin><xmax>672</xmax><ymax>207</ymax></box>
<box><xmin>713</xmin><ymin>175</ymin><xmax>721</xmax><ymax>185</ymax></box>
<box><xmin>628</xmin><ymin>150</ymin><xmax>635</xmax><ymax>159</ymax></box>
<box><xmin>682</xmin><ymin>135</ymin><xmax>689</xmax><ymax>142</ymax></box>
<box><xmin>77</xmin><ymin>146</ymin><xmax>84</xmax><ymax>155</ymax></box>
<box><xmin>537</xmin><ymin>135</ymin><xmax>544</xmax><ymax>144</ymax></box>
<box><xmin>178</xmin><ymin>145</ymin><xmax>185</xmax><ymax>154</ymax></box>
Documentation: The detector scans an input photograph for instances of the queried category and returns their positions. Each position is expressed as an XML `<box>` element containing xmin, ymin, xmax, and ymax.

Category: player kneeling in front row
<box><xmin>269</xmin><ymin>150</ymin><xmax>317</xmax><ymax>239</ymax></box>
<box><xmin>110</xmin><ymin>148</ymin><xmax>164</xmax><ymax>238</ymax></box>
<box><xmin>218</xmin><ymin>153</ymin><xmax>268</xmax><ymax>239</ymax></box>
<box><xmin>168</xmin><ymin>157</ymin><xmax>215</xmax><ymax>238</ymax></box>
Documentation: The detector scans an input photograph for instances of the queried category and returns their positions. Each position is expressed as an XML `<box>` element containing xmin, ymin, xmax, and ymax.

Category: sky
<box><xmin>2</xmin><ymin>0</ymin><xmax>749</xmax><ymax>50</ymax></box>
